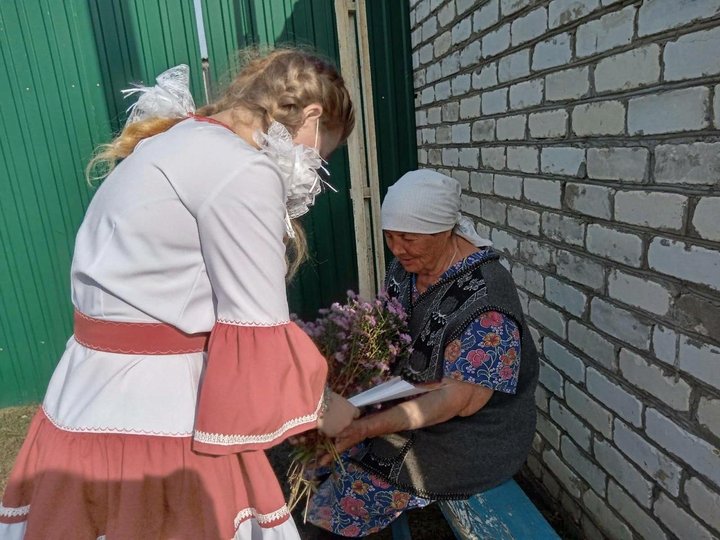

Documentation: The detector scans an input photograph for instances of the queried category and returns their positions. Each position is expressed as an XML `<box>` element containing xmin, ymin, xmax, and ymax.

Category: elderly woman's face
<box><xmin>384</xmin><ymin>230</ymin><xmax>452</xmax><ymax>275</ymax></box>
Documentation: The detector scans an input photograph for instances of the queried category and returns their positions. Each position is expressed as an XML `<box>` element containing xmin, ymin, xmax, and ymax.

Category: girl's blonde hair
<box><xmin>86</xmin><ymin>47</ymin><xmax>355</xmax><ymax>278</ymax></box>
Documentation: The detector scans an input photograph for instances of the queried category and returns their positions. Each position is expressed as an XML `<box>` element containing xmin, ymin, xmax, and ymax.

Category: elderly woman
<box><xmin>307</xmin><ymin>170</ymin><xmax>538</xmax><ymax>537</ymax></box>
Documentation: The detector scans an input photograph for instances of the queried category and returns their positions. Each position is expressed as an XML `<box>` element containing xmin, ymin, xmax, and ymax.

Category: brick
<box><xmin>472</xmin><ymin>119</ymin><xmax>495</xmax><ymax>141</ymax></box>
<box><xmin>572</xmin><ymin>101</ymin><xmax>625</xmax><ymax>136</ymax></box>
<box><xmin>443</xmin><ymin>102</ymin><xmax>459</xmax><ymax>122</ymax></box>
<box><xmin>545</xmin><ymin>338</ymin><xmax>585</xmax><ymax>382</ymax></box>
<box><xmin>427</xmin><ymin>106</ymin><xmax>441</xmax><ymax>124</ymax></box>
<box><xmin>629</xmin><ymin>87</ymin><xmax>710</xmax><ymax>135</ymax></box>
<box><xmin>481</xmin><ymin>146</ymin><xmax>506</xmax><ymax>170</ymax></box>
<box><xmin>481</xmin><ymin>198</ymin><xmax>507</xmax><ymax>225</ymax></box>
<box><xmin>415</xmin><ymin>0</ymin><xmax>430</xmax><ymax>21</ymax></box>
<box><xmin>458</xmin><ymin>148</ymin><xmax>479</xmax><ymax>168</ymax></box>
<box><xmin>565</xmin><ymin>183</ymin><xmax>613</xmax><ymax>220</ymax></box>
<box><xmin>537</xmin><ymin>413</ymin><xmax>561</xmax><ymax>448</ymax></box>
<box><xmin>456</xmin><ymin>0</ymin><xmax>476</xmax><ymax>15</ymax></box>
<box><xmin>587</xmin><ymin>367</ymin><xmax>643</xmax><ymax>426</ymax></box>
<box><xmin>494</xmin><ymin>174</ymin><xmax>523</xmax><ymax>200</ymax></box>
<box><xmin>451</xmin><ymin>18</ymin><xmax>472</xmax><ymax>45</ymax></box>
<box><xmin>491</xmin><ymin>228</ymin><xmax>519</xmax><ymax>255</ymax></box>
<box><xmin>652</xmin><ymin>325</ymin><xmax>678</xmax><ymax>366</ymax></box>
<box><xmin>461</xmin><ymin>194</ymin><xmax>481</xmax><ymax>217</ymax></box>
<box><xmin>594</xmin><ymin>44</ymin><xmax>661</xmax><ymax>93</ymax></box>
<box><xmin>698</xmin><ymin>397</ymin><xmax>720</xmax><ymax>439</ymax></box>
<box><xmin>544</xmin><ymin>448</ymin><xmax>583</xmax><ymax>497</ymax></box>
<box><xmin>524</xmin><ymin>178</ymin><xmax>562</xmax><ymax>209</ymax></box>
<box><xmin>471</xmin><ymin>172</ymin><xmax>493</xmax><ymax>194</ymax></box>
<box><xmin>452</xmin><ymin>123</ymin><xmax>472</xmax><ymax>144</ymax></box>
<box><xmin>501</xmin><ymin>0</ymin><xmax>533</xmax><ymax>16</ymax></box>
<box><xmin>608</xmin><ymin>270</ymin><xmax>672</xmax><ymax>316</ymax></box>
<box><xmin>427</xmin><ymin>149</ymin><xmax>441</xmax><ymax>166</ymax></box>
<box><xmin>414</xmin><ymin>68</ymin><xmax>427</xmax><ymax>88</ymax></box>
<box><xmin>576</xmin><ymin>6</ymin><xmax>635</xmax><ymax>58</ymax></box>
<box><xmin>482</xmin><ymin>24</ymin><xmax>511</xmax><ymax>58</ymax></box>
<box><xmin>422</xmin><ymin>16</ymin><xmax>439</xmax><ymax>42</ymax></box>
<box><xmin>419</xmin><ymin>43</ymin><xmax>434</xmax><ymax>65</ymax></box>
<box><xmin>550</xmin><ymin>400</ymin><xmax>591</xmax><ymax>450</ymax></box>
<box><xmin>556</xmin><ymin>250</ymin><xmax>605</xmax><ymax>291</ymax></box>
<box><xmin>420</xmin><ymin>87</ymin><xmax>434</xmax><ymax>105</ymax></box>
<box><xmin>542</xmin><ymin>212</ymin><xmax>584</xmax><ymax>246</ymax></box>
<box><xmin>482</xmin><ymin>88</ymin><xmax>508</xmax><ymax>115</ymax></box>
<box><xmin>498</xmin><ymin>49</ymin><xmax>530</xmax><ymax>83</ymax></box>
<box><xmin>654</xmin><ymin>493</ymin><xmax>715</xmax><ymax>540</ymax></box>
<box><xmin>685</xmin><ymin>477</ymin><xmax>720</xmax><ymax>532</ymax></box>
<box><xmin>532</xmin><ymin>32</ymin><xmax>572</xmax><ymax>70</ymax></box>
<box><xmin>459</xmin><ymin>95</ymin><xmax>481</xmax><ymax>119</ymax></box>
<box><xmin>416</xmin><ymin>110</ymin><xmax>427</xmax><ymax>127</ymax></box>
<box><xmin>417</xmin><ymin>149</ymin><xmax>428</xmax><ymax>165</ymax></box>
<box><xmin>566</xmin><ymin>384</ymin><xmax>612</xmax><ymax>437</ymax></box>
<box><xmin>648</xmin><ymin>407</ymin><xmax>720</xmax><ymax>487</ymax></box>
<box><xmin>528</xmin><ymin>109</ymin><xmax>568</xmax><ymax>139</ymax></box>
<box><xmin>476</xmin><ymin>221</ymin><xmax>492</xmax><ymax>241</ymax></box>
<box><xmin>581</xmin><ymin>515</ymin><xmax>604</xmax><ymax>540</ymax></box>
<box><xmin>546</xmin><ymin>66</ymin><xmax>589</xmax><ymax>101</ymax></box>
<box><xmin>441</xmin><ymin>52</ymin><xmax>461</xmax><ymax>78</ymax></box>
<box><xmin>453</xmin><ymin>170</ymin><xmax>471</xmax><ymax>190</ymax></box>
<box><xmin>715</xmin><ymin>84</ymin><xmax>720</xmax><ymax>128</ymax></box>
<box><xmin>535</xmin><ymin>385</ymin><xmax>550</xmax><ymax>413</ymax></box>
<box><xmin>540</xmin><ymin>359</ymin><xmax>564</xmax><ymax>397</ymax></box>
<box><xmin>506</xmin><ymin>146</ymin><xmax>539</xmax><ymax>173</ymax></box>
<box><xmin>665</xmin><ymin>27</ymin><xmax>720</xmax><ymax>81</ymax></box>
<box><xmin>549</xmin><ymin>0</ymin><xmax>600</xmax><ymax>28</ymax></box>
<box><xmin>693</xmin><ymin>197</ymin><xmax>720</xmax><ymax>241</ymax></box>
<box><xmin>545</xmin><ymin>276</ymin><xmax>587</xmax><ymax>317</ymax></box>
<box><xmin>511</xmin><ymin>7</ymin><xmax>548</xmax><ymax>46</ymax></box>
<box><xmin>569</xmin><ymin>320</ymin><xmax>616</xmax><ymax>371</ymax></box>
<box><xmin>473</xmin><ymin>62</ymin><xmax>498</xmax><ymax>90</ymax></box>
<box><xmin>655</xmin><ymin>142</ymin><xmax>720</xmax><ymax>186</ymax></box>
<box><xmin>562</xmin><ymin>436</ymin><xmax>606</xmax><ymax>496</ymax></box>
<box><xmin>586</xmin><ymin>224</ymin><xmax>643</xmax><ymax>268</ymax></box>
<box><xmin>529</xmin><ymin>299</ymin><xmax>567</xmax><ymax>338</ymax></box>
<box><xmin>541</xmin><ymin>146</ymin><xmax>585</xmax><ymax>177</ymax></box>
<box><xmin>451</xmin><ymin>73</ymin><xmax>471</xmax><ymax>96</ymax></box>
<box><xmin>607</xmin><ymin>481</ymin><xmax>668</xmax><ymax>539</ymax></box>
<box><xmin>512</xmin><ymin>262</ymin><xmax>544</xmax><ymax>295</ymax></box>
<box><xmin>591</xmin><ymin>298</ymin><xmax>652</xmax><ymax>350</ymax></box>
<box><xmin>509</xmin><ymin>79</ymin><xmax>544</xmax><ymax>110</ymax></box>
<box><xmin>437</xmin><ymin>2</ymin><xmax>455</xmax><ymax>27</ymax></box>
<box><xmin>460</xmin><ymin>40</ymin><xmax>482</xmax><ymax>69</ymax></box>
<box><xmin>473</xmin><ymin>0</ymin><xmax>499</xmax><ymax>33</ymax></box>
<box><xmin>434</xmin><ymin>80</ymin><xmax>451</xmax><ymax>101</ymax></box>
<box><xmin>496</xmin><ymin>115</ymin><xmax>527</xmax><ymax>141</ymax></box>
<box><xmin>436</xmin><ymin>126</ymin><xmax>451</xmax><ymax>144</ymax></box>
<box><xmin>638</xmin><ymin>0</ymin><xmax>720</xmax><ymax>37</ymax></box>
<box><xmin>620</xmin><ymin>349</ymin><xmax>691</xmax><ymax>411</ymax></box>
<box><xmin>508</xmin><ymin>205</ymin><xmax>541</xmax><ymax>235</ymax></box>
<box><xmin>615</xmin><ymin>190</ymin><xmax>687</xmax><ymax>232</ymax></box>
<box><xmin>442</xmin><ymin>148</ymin><xmax>459</xmax><ymax>167</ymax></box>
<box><xmin>520</xmin><ymin>238</ymin><xmax>555</xmax><ymax>270</ymax></box>
<box><xmin>649</xmin><ymin>237</ymin><xmax>720</xmax><ymax>292</ymax></box>
<box><xmin>596</xmin><ymin>441</ymin><xmax>654</xmax><ymax>507</ymax></box>
<box><xmin>582</xmin><ymin>489</ymin><xmax>633</xmax><ymax>540</ymax></box>
<box><xmin>586</xmin><ymin>147</ymin><xmax>648</xmax><ymax>183</ymax></box>
<box><xmin>678</xmin><ymin>335</ymin><xmax>720</xmax><ymax>391</ymax></box>
<box><xmin>614</xmin><ymin>419</ymin><xmax>683</xmax><ymax>495</ymax></box>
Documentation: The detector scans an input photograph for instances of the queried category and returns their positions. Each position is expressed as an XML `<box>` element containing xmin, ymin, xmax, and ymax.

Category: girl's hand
<box><xmin>317</xmin><ymin>391</ymin><xmax>360</xmax><ymax>437</ymax></box>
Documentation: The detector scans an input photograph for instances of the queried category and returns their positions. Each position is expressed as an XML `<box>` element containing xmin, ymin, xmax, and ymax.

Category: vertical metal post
<box><xmin>192</xmin><ymin>0</ymin><xmax>211</xmax><ymax>103</ymax></box>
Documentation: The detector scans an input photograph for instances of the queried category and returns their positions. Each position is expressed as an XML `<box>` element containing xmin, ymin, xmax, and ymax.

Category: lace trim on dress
<box><xmin>233</xmin><ymin>505</ymin><xmax>291</xmax><ymax>529</ymax></box>
<box><xmin>42</xmin><ymin>406</ymin><xmax>193</xmax><ymax>437</ymax></box>
<box><xmin>0</xmin><ymin>503</ymin><xmax>30</xmax><ymax>518</ymax></box>
<box><xmin>193</xmin><ymin>395</ymin><xmax>322</xmax><ymax>447</ymax></box>
<box><xmin>216</xmin><ymin>318</ymin><xmax>290</xmax><ymax>327</ymax></box>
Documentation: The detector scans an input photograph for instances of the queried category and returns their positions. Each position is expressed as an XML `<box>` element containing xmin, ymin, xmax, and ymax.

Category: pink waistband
<box><xmin>73</xmin><ymin>311</ymin><xmax>209</xmax><ymax>355</ymax></box>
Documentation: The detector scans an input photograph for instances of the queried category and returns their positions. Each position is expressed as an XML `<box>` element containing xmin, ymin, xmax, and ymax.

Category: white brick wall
<box><xmin>410</xmin><ymin>1</ymin><xmax>720</xmax><ymax>536</ymax></box>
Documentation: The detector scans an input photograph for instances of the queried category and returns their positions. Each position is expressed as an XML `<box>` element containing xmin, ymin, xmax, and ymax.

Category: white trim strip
<box><xmin>194</xmin><ymin>397</ymin><xmax>321</xmax><ymax>447</ymax></box>
<box><xmin>233</xmin><ymin>505</ymin><xmax>290</xmax><ymax>529</ymax></box>
<box><xmin>42</xmin><ymin>406</ymin><xmax>193</xmax><ymax>437</ymax></box>
<box><xmin>0</xmin><ymin>503</ymin><xmax>30</xmax><ymax>518</ymax></box>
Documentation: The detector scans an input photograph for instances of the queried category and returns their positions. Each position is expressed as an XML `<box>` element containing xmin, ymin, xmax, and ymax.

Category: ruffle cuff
<box><xmin>192</xmin><ymin>321</ymin><xmax>327</xmax><ymax>455</ymax></box>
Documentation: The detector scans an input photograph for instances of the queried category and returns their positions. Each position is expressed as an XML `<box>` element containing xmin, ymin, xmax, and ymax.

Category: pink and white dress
<box><xmin>0</xmin><ymin>117</ymin><xmax>327</xmax><ymax>539</ymax></box>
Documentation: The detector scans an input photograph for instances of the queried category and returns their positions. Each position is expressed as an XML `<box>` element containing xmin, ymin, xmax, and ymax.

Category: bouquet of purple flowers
<box><xmin>287</xmin><ymin>290</ymin><xmax>412</xmax><ymax>512</ymax></box>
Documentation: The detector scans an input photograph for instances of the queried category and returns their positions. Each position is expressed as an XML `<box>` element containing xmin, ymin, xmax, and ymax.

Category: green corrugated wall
<box><xmin>0</xmin><ymin>0</ymin><xmax>415</xmax><ymax>406</ymax></box>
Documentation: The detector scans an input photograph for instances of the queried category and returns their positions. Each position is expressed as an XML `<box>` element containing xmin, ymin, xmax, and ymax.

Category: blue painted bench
<box><xmin>390</xmin><ymin>479</ymin><xmax>560</xmax><ymax>539</ymax></box>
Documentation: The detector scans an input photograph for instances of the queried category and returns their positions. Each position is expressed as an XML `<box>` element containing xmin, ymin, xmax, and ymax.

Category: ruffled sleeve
<box><xmin>191</xmin><ymin>155</ymin><xmax>327</xmax><ymax>455</ymax></box>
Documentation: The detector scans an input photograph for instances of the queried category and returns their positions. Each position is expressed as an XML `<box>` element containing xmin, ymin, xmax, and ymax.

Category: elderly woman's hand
<box><xmin>317</xmin><ymin>391</ymin><xmax>360</xmax><ymax>437</ymax></box>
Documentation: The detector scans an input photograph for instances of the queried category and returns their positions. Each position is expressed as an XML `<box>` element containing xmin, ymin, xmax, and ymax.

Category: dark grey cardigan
<box><xmin>352</xmin><ymin>251</ymin><xmax>538</xmax><ymax>499</ymax></box>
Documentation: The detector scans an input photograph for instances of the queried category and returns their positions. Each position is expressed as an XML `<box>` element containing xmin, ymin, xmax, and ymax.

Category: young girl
<box><xmin>0</xmin><ymin>49</ymin><xmax>357</xmax><ymax>539</ymax></box>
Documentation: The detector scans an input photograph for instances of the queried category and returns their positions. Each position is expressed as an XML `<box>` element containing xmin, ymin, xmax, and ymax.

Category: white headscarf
<box><xmin>381</xmin><ymin>169</ymin><xmax>492</xmax><ymax>247</ymax></box>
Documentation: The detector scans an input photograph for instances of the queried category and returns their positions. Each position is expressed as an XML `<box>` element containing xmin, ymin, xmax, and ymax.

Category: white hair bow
<box><xmin>121</xmin><ymin>65</ymin><xmax>196</xmax><ymax>126</ymax></box>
